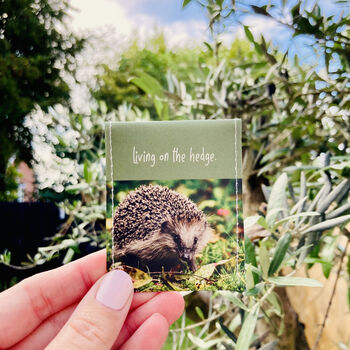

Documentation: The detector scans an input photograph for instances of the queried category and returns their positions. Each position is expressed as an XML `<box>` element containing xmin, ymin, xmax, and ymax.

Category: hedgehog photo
<box><xmin>112</xmin><ymin>184</ymin><xmax>212</xmax><ymax>272</ymax></box>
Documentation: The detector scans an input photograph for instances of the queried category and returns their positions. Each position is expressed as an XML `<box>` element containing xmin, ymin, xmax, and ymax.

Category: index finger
<box><xmin>0</xmin><ymin>250</ymin><xmax>106</xmax><ymax>349</ymax></box>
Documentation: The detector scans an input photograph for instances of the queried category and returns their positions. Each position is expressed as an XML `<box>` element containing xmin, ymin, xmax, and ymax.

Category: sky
<box><xmin>68</xmin><ymin>0</ymin><xmax>348</xmax><ymax>59</ymax></box>
<box><xmin>69</xmin><ymin>0</ymin><xmax>208</xmax><ymax>49</ymax></box>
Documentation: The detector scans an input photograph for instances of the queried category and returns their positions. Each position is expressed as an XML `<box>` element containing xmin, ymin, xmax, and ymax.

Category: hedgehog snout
<box><xmin>181</xmin><ymin>248</ymin><xmax>192</xmax><ymax>261</ymax></box>
<box><xmin>180</xmin><ymin>248</ymin><xmax>197</xmax><ymax>271</ymax></box>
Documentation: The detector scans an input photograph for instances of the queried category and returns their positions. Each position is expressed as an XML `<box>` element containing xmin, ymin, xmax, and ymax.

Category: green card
<box><xmin>106</xmin><ymin>119</ymin><xmax>245</xmax><ymax>291</ymax></box>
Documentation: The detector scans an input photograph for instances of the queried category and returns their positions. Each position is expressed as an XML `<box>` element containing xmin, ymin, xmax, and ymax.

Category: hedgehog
<box><xmin>112</xmin><ymin>184</ymin><xmax>212</xmax><ymax>272</ymax></box>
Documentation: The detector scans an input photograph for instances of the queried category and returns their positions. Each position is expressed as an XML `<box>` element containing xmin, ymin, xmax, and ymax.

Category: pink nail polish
<box><xmin>96</xmin><ymin>270</ymin><xmax>133</xmax><ymax>310</ymax></box>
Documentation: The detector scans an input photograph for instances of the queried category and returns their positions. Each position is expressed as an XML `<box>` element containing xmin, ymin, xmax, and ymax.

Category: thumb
<box><xmin>46</xmin><ymin>270</ymin><xmax>133</xmax><ymax>350</ymax></box>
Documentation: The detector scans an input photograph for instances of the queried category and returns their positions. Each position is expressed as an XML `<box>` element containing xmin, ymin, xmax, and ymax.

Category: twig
<box><xmin>312</xmin><ymin>232</ymin><xmax>349</xmax><ymax>350</ymax></box>
<box><xmin>171</xmin><ymin>308</ymin><xmax>228</xmax><ymax>332</ymax></box>
<box><xmin>0</xmin><ymin>262</ymin><xmax>38</xmax><ymax>270</ymax></box>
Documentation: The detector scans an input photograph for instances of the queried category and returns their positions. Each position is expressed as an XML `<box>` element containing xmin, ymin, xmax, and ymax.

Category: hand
<box><xmin>0</xmin><ymin>250</ymin><xmax>184</xmax><ymax>349</ymax></box>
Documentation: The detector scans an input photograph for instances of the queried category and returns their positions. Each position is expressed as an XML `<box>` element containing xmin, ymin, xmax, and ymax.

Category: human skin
<box><xmin>0</xmin><ymin>250</ymin><xmax>184</xmax><ymax>349</ymax></box>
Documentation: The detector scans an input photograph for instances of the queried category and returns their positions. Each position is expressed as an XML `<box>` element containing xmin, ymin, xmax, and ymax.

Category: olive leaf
<box><xmin>219</xmin><ymin>291</ymin><xmax>248</xmax><ymax>311</ymax></box>
<box><xmin>268</xmin><ymin>276</ymin><xmax>322</xmax><ymax>287</ymax></box>
<box><xmin>259</xmin><ymin>244</ymin><xmax>270</xmax><ymax>280</ymax></box>
<box><xmin>245</xmin><ymin>237</ymin><xmax>259</xmax><ymax>284</ymax></box>
<box><xmin>266</xmin><ymin>173</ymin><xmax>289</xmax><ymax>226</ymax></box>
<box><xmin>236</xmin><ymin>306</ymin><xmax>259</xmax><ymax>350</ymax></box>
<box><xmin>302</xmin><ymin>214</ymin><xmax>350</xmax><ymax>234</ymax></box>
<box><xmin>268</xmin><ymin>232</ymin><xmax>292</xmax><ymax>276</ymax></box>
<box><xmin>326</xmin><ymin>201</ymin><xmax>350</xmax><ymax>220</ymax></box>
<box><xmin>316</xmin><ymin>179</ymin><xmax>350</xmax><ymax>213</ymax></box>
<box><xmin>219</xmin><ymin>317</ymin><xmax>237</xmax><ymax>343</ymax></box>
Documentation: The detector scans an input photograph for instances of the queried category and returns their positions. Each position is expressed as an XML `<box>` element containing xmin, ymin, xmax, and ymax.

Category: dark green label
<box><xmin>106</xmin><ymin>119</ymin><xmax>242</xmax><ymax>181</ymax></box>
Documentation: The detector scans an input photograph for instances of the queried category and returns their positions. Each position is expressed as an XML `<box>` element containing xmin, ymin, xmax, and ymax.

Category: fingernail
<box><xmin>96</xmin><ymin>270</ymin><xmax>133</xmax><ymax>310</ymax></box>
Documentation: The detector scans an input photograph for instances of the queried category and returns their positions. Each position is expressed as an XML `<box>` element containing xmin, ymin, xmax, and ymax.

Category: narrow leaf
<box><xmin>317</xmin><ymin>179</ymin><xmax>350</xmax><ymax>213</ymax></box>
<box><xmin>266</xmin><ymin>173</ymin><xmax>289</xmax><ymax>226</ymax></box>
<box><xmin>219</xmin><ymin>291</ymin><xmax>248</xmax><ymax>311</ymax></box>
<box><xmin>268</xmin><ymin>233</ymin><xmax>292</xmax><ymax>276</ymax></box>
<box><xmin>195</xmin><ymin>306</ymin><xmax>205</xmax><ymax>320</ymax></box>
<box><xmin>246</xmin><ymin>264</ymin><xmax>255</xmax><ymax>290</ymax></box>
<box><xmin>259</xmin><ymin>244</ymin><xmax>270</xmax><ymax>280</ymax></box>
<box><xmin>236</xmin><ymin>307</ymin><xmax>259</xmax><ymax>350</ymax></box>
<box><xmin>268</xmin><ymin>276</ymin><xmax>322</xmax><ymax>287</ymax></box>
<box><xmin>326</xmin><ymin>201</ymin><xmax>350</xmax><ymax>220</ymax></box>
<box><xmin>302</xmin><ymin>215</ymin><xmax>350</xmax><ymax>234</ymax></box>
<box><xmin>187</xmin><ymin>333</ymin><xmax>219</xmax><ymax>348</ymax></box>
<box><xmin>245</xmin><ymin>238</ymin><xmax>259</xmax><ymax>284</ymax></box>
<box><xmin>219</xmin><ymin>317</ymin><xmax>237</xmax><ymax>343</ymax></box>
<box><xmin>296</xmin><ymin>171</ymin><xmax>306</xmax><ymax>221</ymax></box>
<box><xmin>274</xmin><ymin>212</ymin><xmax>320</xmax><ymax>227</ymax></box>
<box><xmin>245</xmin><ymin>237</ymin><xmax>257</xmax><ymax>267</ymax></box>
<box><xmin>244</xmin><ymin>25</ymin><xmax>254</xmax><ymax>43</ymax></box>
<box><xmin>182</xmin><ymin>0</ymin><xmax>192</xmax><ymax>8</ymax></box>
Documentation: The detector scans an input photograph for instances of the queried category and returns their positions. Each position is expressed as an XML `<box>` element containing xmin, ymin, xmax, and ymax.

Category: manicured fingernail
<box><xmin>96</xmin><ymin>270</ymin><xmax>133</xmax><ymax>310</ymax></box>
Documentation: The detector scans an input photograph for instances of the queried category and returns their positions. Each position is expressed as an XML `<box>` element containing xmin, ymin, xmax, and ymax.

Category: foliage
<box><xmin>0</xmin><ymin>163</ymin><xmax>20</xmax><ymax>201</ymax></box>
<box><xmin>0</xmin><ymin>0</ymin><xmax>84</xmax><ymax>199</ymax></box>
<box><xmin>164</xmin><ymin>155</ymin><xmax>349</xmax><ymax>349</ymax></box>
<box><xmin>93</xmin><ymin>34</ymin><xmax>212</xmax><ymax>120</ymax></box>
<box><xmin>94</xmin><ymin>4</ymin><xmax>350</xmax><ymax>219</ymax></box>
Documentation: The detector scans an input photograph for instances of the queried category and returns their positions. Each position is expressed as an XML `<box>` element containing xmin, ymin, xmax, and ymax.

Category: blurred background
<box><xmin>0</xmin><ymin>0</ymin><xmax>349</xmax><ymax>349</ymax></box>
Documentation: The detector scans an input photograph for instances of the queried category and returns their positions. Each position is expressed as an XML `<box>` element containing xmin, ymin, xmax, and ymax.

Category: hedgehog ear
<box><xmin>161</xmin><ymin>220</ymin><xmax>172</xmax><ymax>233</ymax></box>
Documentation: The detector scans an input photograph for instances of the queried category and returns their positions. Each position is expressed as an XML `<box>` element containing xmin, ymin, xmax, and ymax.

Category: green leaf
<box><xmin>260</xmin><ymin>148</ymin><xmax>289</xmax><ymax>164</ymax></box>
<box><xmin>182</xmin><ymin>0</ymin><xmax>192</xmax><ymax>8</ymax></box>
<box><xmin>63</xmin><ymin>247</ymin><xmax>75</xmax><ymax>264</ymax></box>
<box><xmin>244</xmin><ymin>26</ymin><xmax>254</xmax><ymax>43</ymax></box>
<box><xmin>244</xmin><ymin>215</ymin><xmax>269</xmax><ymax>230</ymax></box>
<box><xmin>236</xmin><ymin>307</ymin><xmax>259</xmax><ymax>350</ymax></box>
<box><xmin>83</xmin><ymin>159</ymin><xmax>91</xmax><ymax>183</ymax></box>
<box><xmin>246</xmin><ymin>264</ymin><xmax>255</xmax><ymax>290</ymax></box>
<box><xmin>187</xmin><ymin>333</ymin><xmax>220</xmax><ymax>348</ymax></box>
<box><xmin>317</xmin><ymin>179</ymin><xmax>350</xmax><ymax>213</ymax></box>
<box><xmin>219</xmin><ymin>291</ymin><xmax>248</xmax><ymax>311</ymax></box>
<box><xmin>321</xmin><ymin>261</ymin><xmax>333</xmax><ymax>279</ymax></box>
<box><xmin>268</xmin><ymin>276</ymin><xmax>322</xmax><ymax>287</ymax></box>
<box><xmin>245</xmin><ymin>237</ymin><xmax>259</xmax><ymax>284</ymax></box>
<box><xmin>130</xmin><ymin>71</ymin><xmax>164</xmax><ymax>97</ymax></box>
<box><xmin>195</xmin><ymin>306</ymin><xmax>205</xmax><ymax>320</ymax></box>
<box><xmin>259</xmin><ymin>244</ymin><xmax>270</xmax><ymax>280</ymax></box>
<box><xmin>266</xmin><ymin>292</ymin><xmax>282</xmax><ymax>317</ymax></box>
<box><xmin>302</xmin><ymin>215</ymin><xmax>350</xmax><ymax>234</ymax></box>
<box><xmin>274</xmin><ymin>212</ymin><xmax>320</xmax><ymax>228</ymax></box>
<box><xmin>266</xmin><ymin>173</ymin><xmax>289</xmax><ymax>226</ymax></box>
<box><xmin>203</xmin><ymin>41</ymin><xmax>214</xmax><ymax>52</ymax></box>
<box><xmin>245</xmin><ymin>237</ymin><xmax>257</xmax><ymax>267</ymax></box>
<box><xmin>193</xmin><ymin>263</ymin><xmax>216</xmax><ymax>279</ymax></box>
<box><xmin>304</xmin><ymin>257</ymin><xmax>333</xmax><ymax>279</ymax></box>
<box><xmin>268</xmin><ymin>233</ymin><xmax>292</xmax><ymax>276</ymax></box>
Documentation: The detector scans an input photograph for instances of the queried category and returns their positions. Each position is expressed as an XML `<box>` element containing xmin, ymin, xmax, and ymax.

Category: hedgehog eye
<box><xmin>173</xmin><ymin>235</ymin><xmax>181</xmax><ymax>246</ymax></box>
<box><xmin>194</xmin><ymin>237</ymin><xmax>198</xmax><ymax>245</ymax></box>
